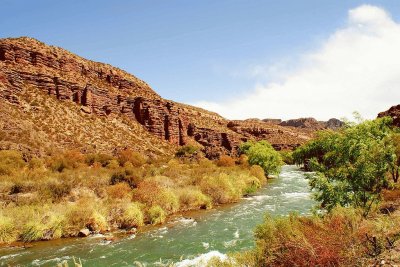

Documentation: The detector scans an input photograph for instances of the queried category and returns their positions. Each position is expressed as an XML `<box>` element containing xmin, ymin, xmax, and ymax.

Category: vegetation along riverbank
<box><xmin>209</xmin><ymin>116</ymin><xmax>400</xmax><ymax>266</ymax></box>
<box><xmin>0</xmin><ymin>141</ymin><xmax>285</xmax><ymax>245</ymax></box>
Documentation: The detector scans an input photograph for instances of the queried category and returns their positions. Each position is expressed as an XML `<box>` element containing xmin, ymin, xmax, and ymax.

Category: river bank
<box><xmin>0</xmin><ymin>165</ymin><xmax>314</xmax><ymax>266</ymax></box>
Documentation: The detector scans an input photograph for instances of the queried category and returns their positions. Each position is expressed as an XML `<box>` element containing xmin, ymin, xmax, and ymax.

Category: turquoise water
<box><xmin>0</xmin><ymin>165</ymin><xmax>315</xmax><ymax>266</ymax></box>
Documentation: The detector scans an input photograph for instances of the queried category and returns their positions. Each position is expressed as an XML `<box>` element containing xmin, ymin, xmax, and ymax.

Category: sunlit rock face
<box><xmin>0</xmin><ymin>37</ymin><xmax>320</xmax><ymax>158</ymax></box>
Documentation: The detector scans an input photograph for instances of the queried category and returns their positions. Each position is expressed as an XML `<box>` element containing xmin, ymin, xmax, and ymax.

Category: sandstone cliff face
<box><xmin>0</xmin><ymin>37</ymin><xmax>316</xmax><ymax>157</ymax></box>
<box><xmin>378</xmin><ymin>104</ymin><xmax>400</xmax><ymax>127</ymax></box>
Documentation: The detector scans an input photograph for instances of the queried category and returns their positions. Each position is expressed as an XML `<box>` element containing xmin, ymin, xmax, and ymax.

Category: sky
<box><xmin>1</xmin><ymin>0</ymin><xmax>400</xmax><ymax>120</ymax></box>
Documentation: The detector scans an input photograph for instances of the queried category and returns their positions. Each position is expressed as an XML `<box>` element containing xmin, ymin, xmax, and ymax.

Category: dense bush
<box><xmin>249</xmin><ymin>165</ymin><xmax>267</xmax><ymax>184</ymax></box>
<box><xmin>177</xmin><ymin>188</ymin><xmax>212</xmax><ymax>210</ymax></box>
<box><xmin>200</xmin><ymin>173</ymin><xmax>242</xmax><ymax>204</ymax></box>
<box><xmin>21</xmin><ymin>221</ymin><xmax>44</xmax><ymax>242</ymax></box>
<box><xmin>293</xmin><ymin>117</ymin><xmax>398</xmax><ymax>215</ymax></box>
<box><xmin>0</xmin><ymin>216</ymin><xmax>16</xmax><ymax>243</ymax></box>
<box><xmin>148</xmin><ymin>205</ymin><xmax>166</xmax><ymax>224</ymax></box>
<box><xmin>279</xmin><ymin>150</ymin><xmax>294</xmax><ymax>165</ymax></box>
<box><xmin>121</xmin><ymin>203</ymin><xmax>144</xmax><ymax>228</ymax></box>
<box><xmin>240</xmin><ymin>141</ymin><xmax>283</xmax><ymax>176</ymax></box>
<box><xmin>251</xmin><ymin>207</ymin><xmax>362</xmax><ymax>266</ymax></box>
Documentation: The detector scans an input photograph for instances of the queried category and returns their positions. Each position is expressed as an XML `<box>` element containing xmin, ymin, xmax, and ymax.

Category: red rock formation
<box><xmin>378</xmin><ymin>104</ymin><xmax>400</xmax><ymax>127</ymax></box>
<box><xmin>0</xmin><ymin>37</ymin><xmax>317</xmax><ymax>157</ymax></box>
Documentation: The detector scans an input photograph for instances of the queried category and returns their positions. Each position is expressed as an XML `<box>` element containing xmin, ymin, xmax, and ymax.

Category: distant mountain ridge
<box><xmin>0</xmin><ymin>37</ymin><xmax>345</xmax><ymax>158</ymax></box>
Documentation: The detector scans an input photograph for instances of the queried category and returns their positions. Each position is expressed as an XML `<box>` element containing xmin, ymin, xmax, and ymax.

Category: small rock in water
<box><xmin>78</xmin><ymin>228</ymin><xmax>91</xmax><ymax>237</ymax></box>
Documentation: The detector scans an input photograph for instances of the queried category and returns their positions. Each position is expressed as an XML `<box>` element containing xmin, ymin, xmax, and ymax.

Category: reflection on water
<box><xmin>0</xmin><ymin>165</ymin><xmax>315</xmax><ymax>266</ymax></box>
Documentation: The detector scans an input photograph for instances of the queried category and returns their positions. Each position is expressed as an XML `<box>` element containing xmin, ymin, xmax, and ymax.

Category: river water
<box><xmin>0</xmin><ymin>165</ymin><xmax>315</xmax><ymax>266</ymax></box>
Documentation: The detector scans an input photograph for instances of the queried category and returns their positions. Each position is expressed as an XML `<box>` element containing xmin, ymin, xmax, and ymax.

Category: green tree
<box><xmin>240</xmin><ymin>140</ymin><xmax>283</xmax><ymax>176</ymax></box>
<box><xmin>294</xmin><ymin>117</ymin><xmax>396</xmax><ymax>215</ymax></box>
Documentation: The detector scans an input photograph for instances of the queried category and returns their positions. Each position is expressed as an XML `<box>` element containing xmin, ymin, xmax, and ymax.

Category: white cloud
<box><xmin>194</xmin><ymin>5</ymin><xmax>400</xmax><ymax>120</ymax></box>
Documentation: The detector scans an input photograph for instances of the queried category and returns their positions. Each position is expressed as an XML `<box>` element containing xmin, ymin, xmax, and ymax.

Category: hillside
<box><xmin>0</xmin><ymin>37</ymin><xmax>336</xmax><ymax>158</ymax></box>
<box><xmin>378</xmin><ymin>104</ymin><xmax>400</xmax><ymax>127</ymax></box>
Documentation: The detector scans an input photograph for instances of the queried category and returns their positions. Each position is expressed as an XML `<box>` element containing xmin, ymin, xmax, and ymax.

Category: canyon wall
<box><xmin>0</xmin><ymin>37</ymin><xmax>325</xmax><ymax>157</ymax></box>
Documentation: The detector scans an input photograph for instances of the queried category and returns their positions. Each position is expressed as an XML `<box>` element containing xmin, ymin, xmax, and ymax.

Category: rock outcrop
<box><xmin>0</xmin><ymin>37</ymin><xmax>318</xmax><ymax>158</ymax></box>
<box><xmin>323</xmin><ymin>118</ymin><xmax>344</xmax><ymax>130</ymax></box>
<box><xmin>378</xmin><ymin>104</ymin><xmax>400</xmax><ymax>127</ymax></box>
<box><xmin>279</xmin><ymin>117</ymin><xmax>344</xmax><ymax>131</ymax></box>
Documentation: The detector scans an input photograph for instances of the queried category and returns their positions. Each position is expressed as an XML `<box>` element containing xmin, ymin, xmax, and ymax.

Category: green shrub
<box><xmin>250</xmin><ymin>165</ymin><xmax>267</xmax><ymax>184</ymax></box>
<box><xmin>294</xmin><ymin>117</ymin><xmax>396</xmax><ymax>215</ymax></box>
<box><xmin>240</xmin><ymin>141</ymin><xmax>283</xmax><ymax>176</ymax></box>
<box><xmin>87</xmin><ymin>211</ymin><xmax>108</xmax><ymax>232</ymax></box>
<box><xmin>121</xmin><ymin>203</ymin><xmax>144</xmax><ymax>228</ymax></box>
<box><xmin>279</xmin><ymin>150</ymin><xmax>294</xmax><ymax>165</ymax></box>
<box><xmin>241</xmin><ymin>174</ymin><xmax>261</xmax><ymax>195</ymax></box>
<box><xmin>178</xmin><ymin>188</ymin><xmax>212</xmax><ymax>210</ymax></box>
<box><xmin>200</xmin><ymin>173</ymin><xmax>241</xmax><ymax>204</ymax></box>
<box><xmin>42</xmin><ymin>214</ymin><xmax>65</xmax><ymax>240</ymax></box>
<box><xmin>21</xmin><ymin>221</ymin><xmax>43</xmax><ymax>242</ymax></box>
<box><xmin>0</xmin><ymin>216</ymin><xmax>17</xmax><ymax>243</ymax></box>
<box><xmin>148</xmin><ymin>205</ymin><xmax>166</xmax><ymax>225</ymax></box>
<box><xmin>156</xmin><ymin>189</ymin><xmax>179</xmax><ymax>213</ymax></box>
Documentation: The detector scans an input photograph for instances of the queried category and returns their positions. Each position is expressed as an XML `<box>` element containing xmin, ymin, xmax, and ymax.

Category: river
<box><xmin>0</xmin><ymin>165</ymin><xmax>315</xmax><ymax>266</ymax></box>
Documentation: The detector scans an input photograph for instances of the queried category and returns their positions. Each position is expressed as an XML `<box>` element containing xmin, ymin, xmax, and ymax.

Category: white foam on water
<box><xmin>99</xmin><ymin>240</ymin><xmax>112</xmax><ymax>245</ymax></box>
<box><xmin>128</xmin><ymin>234</ymin><xmax>136</xmax><ymax>240</ymax></box>
<box><xmin>233</xmin><ymin>229</ymin><xmax>239</xmax><ymax>239</ymax></box>
<box><xmin>283</xmin><ymin>192</ymin><xmax>310</xmax><ymax>199</ymax></box>
<box><xmin>174</xmin><ymin>251</ymin><xmax>228</xmax><ymax>267</ymax></box>
<box><xmin>0</xmin><ymin>253</ymin><xmax>21</xmax><ymax>260</ymax></box>
<box><xmin>176</xmin><ymin>217</ymin><xmax>198</xmax><ymax>228</ymax></box>
<box><xmin>202</xmin><ymin>242</ymin><xmax>210</xmax><ymax>249</ymax></box>
<box><xmin>32</xmin><ymin>256</ymin><xmax>71</xmax><ymax>266</ymax></box>
<box><xmin>149</xmin><ymin>226</ymin><xmax>169</xmax><ymax>238</ymax></box>
<box><xmin>252</xmin><ymin>195</ymin><xmax>272</xmax><ymax>201</ymax></box>
<box><xmin>223</xmin><ymin>239</ymin><xmax>237</xmax><ymax>248</ymax></box>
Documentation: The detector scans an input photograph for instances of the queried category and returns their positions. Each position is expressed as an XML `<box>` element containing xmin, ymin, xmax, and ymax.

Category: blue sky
<box><xmin>2</xmin><ymin>1</ymin><xmax>400</xmax><ymax>119</ymax></box>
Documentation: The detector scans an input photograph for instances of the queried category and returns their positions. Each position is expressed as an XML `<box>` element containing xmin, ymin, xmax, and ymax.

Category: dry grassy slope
<box><xmin>0</xmin><ymin>86</ymin><xmax>174</xmax><ymax>157</ymax></box>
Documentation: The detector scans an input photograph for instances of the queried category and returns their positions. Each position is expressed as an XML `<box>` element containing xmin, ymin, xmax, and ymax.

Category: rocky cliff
<box><xmin>0</xmin><ymin>37</ymin><xmax>318</xmax><ymax>158</ymax></box>
<box><xmin>378</xmin><ymin>104</ymin><xmax>400</xmax><ymax>127</ymax></box>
